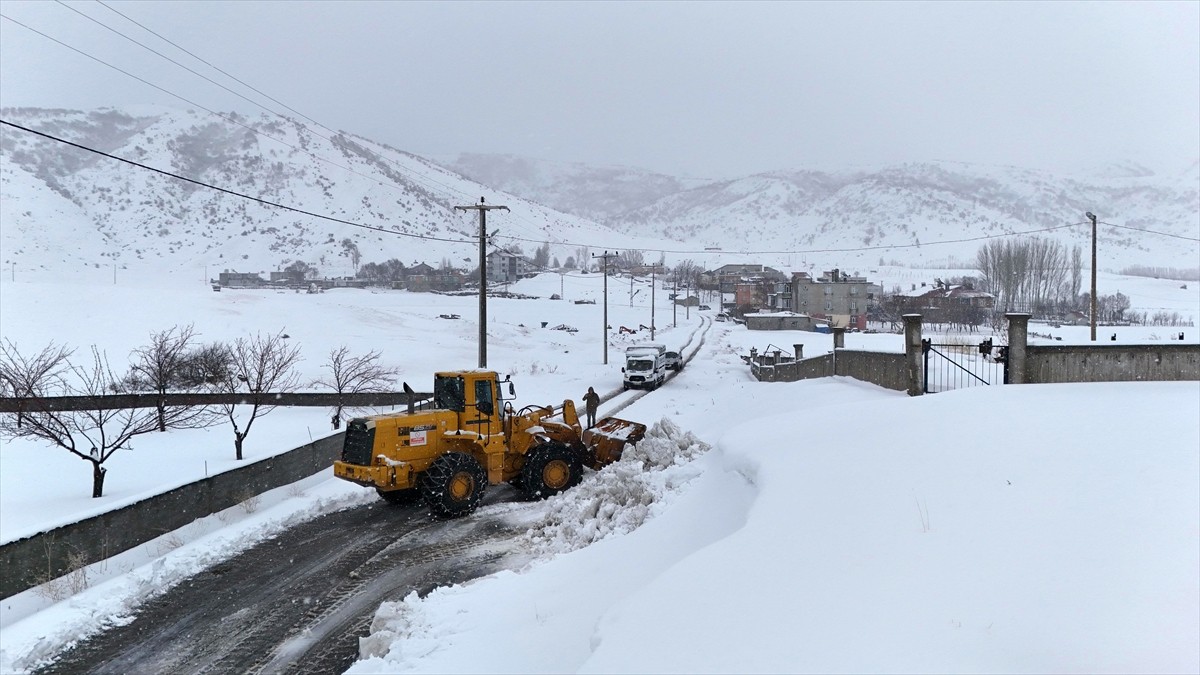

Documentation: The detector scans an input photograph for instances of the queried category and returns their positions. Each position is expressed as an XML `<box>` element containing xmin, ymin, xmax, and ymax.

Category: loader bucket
<box><xmin>581</xmin><ymin>416</ymin><xmax>647</xmax><ymax>469</ymax></box>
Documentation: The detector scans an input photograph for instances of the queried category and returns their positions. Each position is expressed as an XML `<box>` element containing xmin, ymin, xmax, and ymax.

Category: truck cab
<box><xmin>622</xmin><ymin>343</ymin><xmax>667</xmax><ymax>390</ymax></box>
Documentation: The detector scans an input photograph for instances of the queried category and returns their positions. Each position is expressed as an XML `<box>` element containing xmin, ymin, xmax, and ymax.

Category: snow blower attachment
<box><xmin>333</xmin><ymin>370</ymin><xmax>646</xmax><ymax>518</ymax></box>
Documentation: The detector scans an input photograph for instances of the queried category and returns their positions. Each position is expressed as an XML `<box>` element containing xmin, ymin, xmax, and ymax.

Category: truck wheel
<box><xmin>420</xmin><ymin>452</ymin><xmax>487</xmax><ymax>518</ymax></box>
<box><xmin>522</xmin><ymin>443</ymin><xmax>583</xmax><ymax>500</ymax></box>
<box><xmin>376</xmin><ymin>487</ymin><xmax>420</xmax><ymax>505</ymax></box>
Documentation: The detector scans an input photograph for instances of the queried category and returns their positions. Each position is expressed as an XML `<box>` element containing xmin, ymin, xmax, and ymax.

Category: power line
<box><xmin>0</xmin><ymin>11</ymin><xmax>470</xmax><ymax>214</ymax></box>
<box><xmin>495</xmin><ymin>222</ymin><xmax>1086</xmax><ymax>257</ymax></box>
<box><xmin>1099</xmin><ymin>221</ymin><xmax>1200</xmax><ymax>243</ymax></box>
<box><xmin>0</xmin><ymin>119</ymin><xmax>474</xmax><ymax>245</ymax></box>
<box><xmin>10</xmin><ymin>9</ymin><xmax>1196</xmax><ymax>260</ymax></box>
<box><xmin>80</xmin><ymin>1</ymin><xmax>523</xmax><ymax>216</ymax></box>
<box><xmin>92</xmin><ymin>0</ymin><xmax>331</xmax><ymax>134</ymax></box>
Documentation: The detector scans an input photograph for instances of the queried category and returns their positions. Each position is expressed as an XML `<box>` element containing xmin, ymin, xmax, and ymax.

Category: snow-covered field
<box><xmin>0</xmin><ymin>271</ymin><xmax>1197</xmax><ymax>673</ymax></box>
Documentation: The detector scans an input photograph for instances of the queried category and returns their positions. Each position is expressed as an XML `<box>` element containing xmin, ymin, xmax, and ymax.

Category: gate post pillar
<box><xmin>1006</xmin><ymin>313</ymin><xmax>1030</xmax><ymax>384</ymax></box>
<box><xmin>903</xmin><ymin>314</ymin><xmax>923</xmax><ymax>396</ymax></box>
<box><xmin>832</xmin><ymin>327</ymin><xmax>846</xmax><ymax>349</ymax></box>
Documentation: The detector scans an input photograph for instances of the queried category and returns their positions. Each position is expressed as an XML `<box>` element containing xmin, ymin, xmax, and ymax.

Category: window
<box><xmin>475</xmin><ymin>379</ymin><xmax>494</xmax><ymax>415</ymax></box>
<box><xmin>433</xmin><ymin>375</ymin><xmax>465</xmax><ymax>412</ymax></box>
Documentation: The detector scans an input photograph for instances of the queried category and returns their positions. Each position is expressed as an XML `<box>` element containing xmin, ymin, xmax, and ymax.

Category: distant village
<box><xmin>213</xmin><ymin>248</ymin><xmax>1017</xmax><ymax>334</ymax></box>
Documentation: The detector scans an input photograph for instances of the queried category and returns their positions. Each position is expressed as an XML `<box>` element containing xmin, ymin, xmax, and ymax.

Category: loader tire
<box><xmin>522</xmin><ymin>443</ymin><xmax>583</xmax><ymax>500</ymax></box>
<box><xmin>375</xmin><ymin>487</ymin><xmax>420</xmax><ymax>505</ymax></box>
<box><xmin>420</xmin><ymin>452</ymin><xmax>487</xmax><ymax>518</ymax></box>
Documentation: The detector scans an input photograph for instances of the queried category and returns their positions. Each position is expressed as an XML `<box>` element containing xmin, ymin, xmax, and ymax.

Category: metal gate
<box><xmin>922</xmin><ymin>338</ymin><xmax>1008</xmax><ymax>393</ymax></box>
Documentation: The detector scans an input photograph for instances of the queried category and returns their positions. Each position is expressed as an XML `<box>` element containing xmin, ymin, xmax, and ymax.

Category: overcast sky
<box><xmin>1</xmin><ymin>0</ymin><xmax>1197</xmax><ymax>178</ymax></box>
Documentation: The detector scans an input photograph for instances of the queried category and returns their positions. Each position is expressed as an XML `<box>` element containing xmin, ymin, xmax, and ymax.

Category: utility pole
<box><xmin>1086</xmin><ymin>211</ymin><xmax>1098</xmax><ymax>342</ymax></box>
<box><xmin>672</xmin><ymin>274</ymin><xmax>677</xmax><ymax>328</ymax></box>
<box><xmin>455</xmin><ymin>197</ymin><xmax>509</xmax><ymax>367</ymax></box>
<box><xmin>630</xmin><ymin>273</ymin><xmax>634</xmax><ymax>307</ymax></box>
<box><xmin>651</xmin><ymin>267</ymin><xmax>656</xmax><ymax>340</ymax></box>
<box><xmin>593</xmin><ymin>251</ymin><xmax>617</xmax><ymax>364</ymax></box>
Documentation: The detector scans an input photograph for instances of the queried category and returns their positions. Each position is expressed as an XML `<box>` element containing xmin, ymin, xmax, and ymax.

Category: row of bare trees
<box><xmin>0</xmin><ymin>327</ymin><xmax>398</xmax><ymax>498</ymax></box>
<box><xmin>975</xmin><ymin>238</ymin><xmax>1083</xmax><ymax>316</ymax></box>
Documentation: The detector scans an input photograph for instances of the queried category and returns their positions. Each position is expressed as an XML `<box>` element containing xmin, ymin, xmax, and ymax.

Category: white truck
<box><xmin>622</xmin><ymin>343</ymin><xmax>667</xmax><ymax>390</ymax></box>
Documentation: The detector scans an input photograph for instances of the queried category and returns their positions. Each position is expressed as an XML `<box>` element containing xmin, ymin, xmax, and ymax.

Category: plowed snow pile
<box><xmin>525</xmin><ymin>418</ymin><xmax>710</xmax><ymax>554</ymax></box>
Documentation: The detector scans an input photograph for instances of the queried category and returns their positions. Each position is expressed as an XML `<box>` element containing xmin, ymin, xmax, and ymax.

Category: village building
<box><xmin>790</xmin><ymin>269</ymin><xmax>880</xmax><ymax>330</ymax></box>
<box><xmin>486</xmin><ymin>251</ymin><xmax>533</xmax><ymax>283</ymax></box>
<box><xmin>893</xmin><ymin>281</ymin><xmax>996</xmax><ymax>327</ymax></box>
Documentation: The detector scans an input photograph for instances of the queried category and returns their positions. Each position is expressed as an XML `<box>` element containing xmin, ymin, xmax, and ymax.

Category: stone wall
<box><xmin>0</xmin><ymin>432</ymin><xmax>345</xmax><ymax>600</ymax></box>
<box><xmin>834</xmin><ymin>350</ymin><xmax>909</xmax><ymax>391</ymax></box>
<box><xmin>1025</xmin><ymin>344</ymin><xmax>1200</xmax><ymax>384</ymax></box>
<box><xmin>751</xmin><ymin>354</ymin><xmax>834</xmax><ymax>382</ymax></box>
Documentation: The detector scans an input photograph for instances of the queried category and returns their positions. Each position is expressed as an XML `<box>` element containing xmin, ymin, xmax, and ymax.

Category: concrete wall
<box><xmin>744</xmin><ymin>314</ymin><xmax>818</xmax><ymax>331</ymax></box>
<box><xmin>0</xmin><ymin>432</ymin><xmax>345</xmax><ymax>600</ymax></box>
<box><xmin>1025</xmin><ymin>344</ymin><xmax>1200</xmax><ymax>384</ymax></box>
<box><xmin>750</xmin><ymin>350</ymin><xmax>908</xmax><ymax>391</ymax></box>
<box><xmin>834</xmin><ymin>350</ymin><xmax>908</xmax><ymax>391</ymax></box>
<box><xmin>751</xmin><ymin>354</ymin><xmax>834</xmax><ymax>383</ymax></box>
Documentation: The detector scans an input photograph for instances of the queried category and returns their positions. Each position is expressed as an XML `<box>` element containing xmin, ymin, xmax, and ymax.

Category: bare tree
<box><xmin>125</xmin><ymin>325</ymin><xmax>218</xmax><ymax>432</ymax></box>
<box><xmin>1</xmin><ymin>345</ymin><xmax>160</xmax><ymax>498</ymax></box>
<box><xmin>179</xmin><ymin>342</ymin><xmax>235</xmax><ymax>388</ymax></box>
<box><xmin>616</xmin><ymin>249</ymin><xmax>645</xmax><ymax>270</ymax></box>
<box><xmin>314</xmin><ymin>347</ymin><xmax>399</xmax><ymax>429</ymax></box>
<box><xmin>0</xmin><ymin>339</ymin><xmax>72</xmax><ymax>426</ymax></box>
<box><xmin>217</xmin><ymin>331</ymin><xmax>302</xmax><ymax>460</ymax></box>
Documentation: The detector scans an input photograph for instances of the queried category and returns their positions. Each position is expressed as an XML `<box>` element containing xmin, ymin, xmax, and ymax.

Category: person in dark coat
<box><xmin>583</xmin><ymin>386</ymin><xmax>600</xmax><ymax>428</ymax></box>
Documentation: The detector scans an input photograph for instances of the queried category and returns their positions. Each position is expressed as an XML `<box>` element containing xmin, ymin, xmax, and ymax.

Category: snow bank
<box><xmin>527</xmin><ymin>418</ymin><xmax>711</xmax><ymax>554</ymax></box>
<box><xmin>349</xmin><ymin>418</ymin><xmax>756</xmax><ymax>674</ymax></box>
<box><xmin>0</xmin><ymin>480</ymin><xmax>374</xmax><ymax>673</ymax></box>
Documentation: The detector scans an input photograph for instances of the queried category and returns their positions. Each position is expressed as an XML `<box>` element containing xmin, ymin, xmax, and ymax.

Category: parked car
<box><xmin>699</xmin><ymin>304</ymin><xmax>712</xmax><ymax>310</ymax></box>
<box><xmin>664</xmin><ymin>350</ymin><xmax>683</xmax><ymax>371</ymax></box>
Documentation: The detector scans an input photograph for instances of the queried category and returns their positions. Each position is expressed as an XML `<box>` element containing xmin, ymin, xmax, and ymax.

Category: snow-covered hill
<box><xmin>3</xmin><ymin>107</ymin><xmax>1197</xmax><ymax>280</ymax></box>
<box><xmin>440</xmin><ymin>152</ymin><xmax>713</xmax><ymax>223</ymax></box>
<box><xmin>439</xmin><ymin>154</ymin><xmax>1200</xmax><ymax>271</ymax></box>
<box><xmin>0</xmin><ymin>107</ymin><xmax>673</xmax><ymax>281</ymax></box>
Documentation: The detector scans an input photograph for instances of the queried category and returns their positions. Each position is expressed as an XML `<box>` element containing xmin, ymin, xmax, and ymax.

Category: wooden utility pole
<box><xmin>455</xmin><ymin>197</ymin><xmax>508</xmax><ymax>367</ymax></box>
<box><xmin>650</xmin><ymin>268</ymin><xmax>656</xmax><ymax>340</ymax></box>
<box><xmin>593</xmin><ymin>251</ymin><xmax>617</xmax><ymax>364</ymax></box>
<box><xmin>1086</xmin><ymin>211</ymin><xmax>1098</xmax><ymax>341</ymax></box>
<box><xmin>672</xmin><ymin>274</ymin><xmax>677</xmax><ymax>328</ymax></box>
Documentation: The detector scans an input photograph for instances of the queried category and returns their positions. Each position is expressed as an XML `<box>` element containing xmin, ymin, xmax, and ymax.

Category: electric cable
<box><xmin>0</xmin><ymin>12</ymin><xmax>470</xmax><ymax>213</ymax></box>
<box><xmin>1099</xmin><ymin>221</ymin><xmax>1200</xmax><ymax>243</ymax></box>
<box><xmin>0</xmin><ymin>119</ymin><xmax>474</xmax><ymax>244</ymax></box>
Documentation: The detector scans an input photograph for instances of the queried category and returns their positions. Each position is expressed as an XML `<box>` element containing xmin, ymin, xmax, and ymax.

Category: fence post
<box><xmin>832</xmin><ymin>327</ymin><xmax>846</xmax><ymax>349</ymax></box>
<box><xmin>903</xmin><ymin>314</ymin><xmax>924</xmax><ymax>396</ymax></box>
<box><xmin>1006</xmin><ymin>313</ymin><xmax>1030</xmax><ymax>384</ymax></box>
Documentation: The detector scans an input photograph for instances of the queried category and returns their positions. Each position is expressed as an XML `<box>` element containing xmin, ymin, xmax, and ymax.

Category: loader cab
<box><xmin>433</xmin><ymin>370</ymin><xmax>515</xmax><ymax>437</ymax></box>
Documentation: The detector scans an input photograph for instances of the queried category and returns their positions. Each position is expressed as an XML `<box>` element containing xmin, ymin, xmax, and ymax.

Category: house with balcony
<box><xmin>791</xmin><ymin>269</ymin><xmax>880</xmax><ymax>330</ymax></box>
<box><xmin>486</xmin><ymin>251</ymin><xmax>533</xmax><ymax>283</ymax></box>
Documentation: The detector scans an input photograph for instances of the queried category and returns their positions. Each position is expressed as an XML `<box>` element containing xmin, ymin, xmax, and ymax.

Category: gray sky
<box><xmin>1</xmin><ymin>0</ymin><xmax>1197</xmax><ymax>178</ymax></box>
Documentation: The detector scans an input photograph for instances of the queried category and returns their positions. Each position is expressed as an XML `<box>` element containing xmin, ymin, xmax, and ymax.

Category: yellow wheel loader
<box><xmin>333</xmin><ymin>370</ymin><xmax>646</xmax><ymax>518</ymax></box>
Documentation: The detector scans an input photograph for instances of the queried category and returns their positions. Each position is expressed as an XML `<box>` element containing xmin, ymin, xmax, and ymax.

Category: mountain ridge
<box><xmin>2</xmin><ymin>106</ymin><xmax>1197</xmax><ymax>282</ymax></box>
